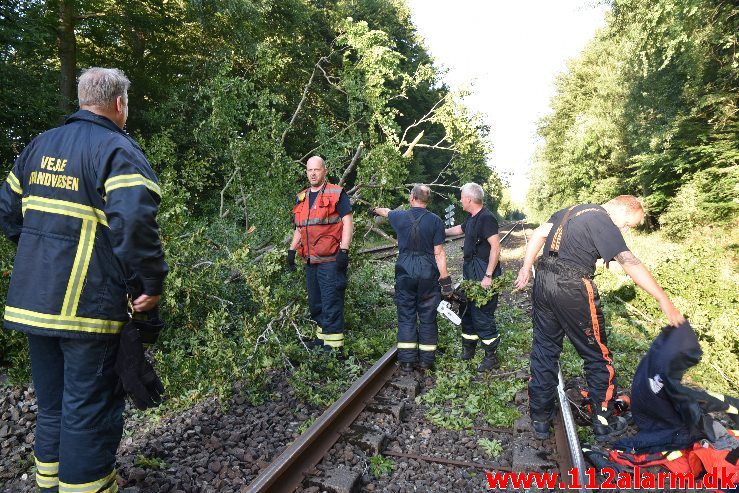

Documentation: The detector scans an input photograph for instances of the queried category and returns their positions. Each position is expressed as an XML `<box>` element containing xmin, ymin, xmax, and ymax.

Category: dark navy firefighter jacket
<box><xmin>0</xmin><ymin>110</ymin><xmax>168</xmax><ymax>339</ymax></box>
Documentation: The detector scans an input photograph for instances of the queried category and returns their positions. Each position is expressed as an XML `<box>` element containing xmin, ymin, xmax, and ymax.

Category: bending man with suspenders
<box><xmin>372</xmin><ymin>185</ymin><xmax>452</xmax><ymax>372</ymax></box>
<box><xmin>514</xmin><ymin>195</ymin><xmax>684</xmax><ymax>442</ymax></box>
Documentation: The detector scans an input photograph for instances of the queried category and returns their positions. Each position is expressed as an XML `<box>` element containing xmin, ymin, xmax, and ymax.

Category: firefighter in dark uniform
<box><xmin>371</xmin><ymin>185</ymin><xmax>453</xmax><ymax>372</ymax></box>
<box><xmin>0</xmin><ymin>68</ymin><xmax>167</xmax><ymax>492</ymax></box>
<box><xmin>445</xmin><ymin>182</ymin><xmax>502</xmax><ymax>372</ymax></box>
<box><xmin>287</xmin><ymin>156</ymin><xmax>353</xmax><ymax>352</ymax></box>
<box><xmin>515</xmin><ymin>195</ymin><xmax>684</xmax><ymax>441</ymax></box>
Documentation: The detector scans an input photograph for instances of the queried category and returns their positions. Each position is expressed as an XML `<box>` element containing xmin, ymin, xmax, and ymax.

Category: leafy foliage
<box><xmin>459</xmin><ymin>272</ymin><xmax>515</xmax><ymax>306</ymax></box>
<box><xmin>477</xmin><ymin>438</ymin><xmax>503</xmax><ymax>460</ymax></box>
<box><xmin>595</xmin><ymin>230</ymin><xmax>739</xmax><ymax>394</ymax></box>
<box><xmin>0</xmin><ymin>0</ymin><xmax>499</xmax><ymax>401</ymax></box>
<box><xmin>289</xmin><ymin>355</ymin><xmax>363</xmax><ymax>407</ymax></box>
<box><xmin>369</xmin><ymin>454</ymin><xmax>395</xmax><ymax>477</ymax></box>
<box><xmin>416</xmin><ymin>303</ymin><xmax>529</xmax><ymax>431</ymax></box>
<box><xmin>528</xmin><ymin>0</ymin><xmax>738</xmax><ymax>231</ymax></box>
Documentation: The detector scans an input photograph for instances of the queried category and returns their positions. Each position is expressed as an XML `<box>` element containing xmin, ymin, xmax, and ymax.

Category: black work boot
<box><xmin>459</xmin><ymin>340</ymin><xmax>477</xmax><ymax>360</ymax></box>
<box><xmin>300</xmin><ymin>337</ymin><xmax>322</xmax><ymax>349</ymax></box>
<box><xmin>399</xmin><ymin>362</ymin><xmax>415</xmax><ymax>373</ymax></box>
<box><xmin>532</xmin><ymin>420</ymin><xmax>552</xmax><ymax>440</ymax></box>
<box><xmin>477</xmin><ymin>346</ymin><xmax>500</xmax><ymax>372</ymax></box>
<box><xmin>593</xmin><ymin>414</ymin><xmax>628</xmax><ymax>442</ymax></box>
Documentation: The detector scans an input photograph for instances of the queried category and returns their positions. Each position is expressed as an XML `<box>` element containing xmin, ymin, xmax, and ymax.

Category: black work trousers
<box><xmin>529</xmin><ymin>266</ymin><xmax>616</xmax><ymax>423</ymax></box>
<box><xmin>394</xmin><ymin>253</ymin><xmax>441</xmax><ymax>365</ymax></box>
<box><xmin>28</xmin><ymin>334</ymin><xmax>124</xmax><ymax>492</ymax></box>
<box><xmin>460</xmin><ymin>257</ymin><xmax>501</xmax><ymax>350</ymax></box>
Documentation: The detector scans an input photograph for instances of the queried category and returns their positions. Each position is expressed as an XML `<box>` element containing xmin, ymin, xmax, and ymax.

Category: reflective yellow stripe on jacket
<box><xmin>6</xmin><ymin>171</ymin><xmax>22</xmax><ymax>195</ymax></box>
<box><xmin>104</xmin><ymin>174</ymin><xmax>160</xmax><ymax>197</ymax></box>
<box><xmin>7</xmin><ymin>196</ymin><xmax>124</xmax><ymax>335</ymax></box>
<box><xmin>4</xmin><ymin>306</ymin><xmax>124</xmax><ymax>334</ymax></box>
<box><xmin>22</xmin><ymin>196</ymin><xmax>108</xmax><ymax>226</ymax></box>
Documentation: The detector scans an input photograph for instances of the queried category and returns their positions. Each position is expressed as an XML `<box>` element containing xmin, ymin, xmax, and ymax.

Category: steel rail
<box><xmin>245</xmin><ymin>346</ymin><xmax>398</xmax><ymax>493</ymax></box>
<box><xmin>498</xmin><ymin>220</ymin><xmax>523</xmax><ymax>244</ymax></box>
<box><xmin>556</xmin><ymin>367</ymin><xmax>587</xmax><ymax>492</ymax></box>
<box><xmin>248</xmin><ymin>219</ymin><xmax>586</xmax><ymax>492</ymax></box>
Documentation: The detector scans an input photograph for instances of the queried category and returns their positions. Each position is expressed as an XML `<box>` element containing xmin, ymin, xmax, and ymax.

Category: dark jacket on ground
<box><xmin>616</xmin><ymin>321</ymin><xmax>739</xmax><ymax>453</ymax></box>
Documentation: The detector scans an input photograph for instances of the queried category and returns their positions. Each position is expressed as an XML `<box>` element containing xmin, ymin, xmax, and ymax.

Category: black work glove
<box><xmin>439</xmin><ymin>276</ymin><xmax>453</xmax><ymax>298</ymax></box>
<box><xmin>286</xmin><ymin>249</ymin><xmax>297</xmax><ymax>272</ymax></box>
<box><xmin>582</xmin><ymin>445</ymin><xmax>631</xmax><ymax>474</ymax></box>
<box><xmin>114</xmin><ymin>318</ymin><xmax>165</xmax><ymax>410</ymax></box>
<box><xmin>132</xmin><ymin>308</ymin><xmax>164</xmax><ymax>348</ymax></box>
<box><xmin>336</xmin><ymin>248</ymin><xmax>349</xmax><ymax>272</ymax></box>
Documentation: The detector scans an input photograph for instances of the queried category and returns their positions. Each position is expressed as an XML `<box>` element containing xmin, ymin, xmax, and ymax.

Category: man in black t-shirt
<box><xmin>514</xmin><ymin>195</ymin><xmax>684</xmax><ymax>442</ymax></box>
<box><xmin>445</xmin><ymin>182</ymin><xmax>502</xmax><ymax>372</ymax></box>
<box><xmin>372</xmin><ymin>185</ymin><xmax>452</xmax><ymax>371</ymax></box>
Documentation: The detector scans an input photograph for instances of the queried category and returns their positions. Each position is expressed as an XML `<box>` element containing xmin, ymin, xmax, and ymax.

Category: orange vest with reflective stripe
<box><xmin>610</xmin><ymin>430</ymin><xmax>739</xmax><ymax>488</ymax></box>
<box><xmin>292</xmin><ymin>182</ymin><xmax>344</xmax><ymax>263</ymax></box>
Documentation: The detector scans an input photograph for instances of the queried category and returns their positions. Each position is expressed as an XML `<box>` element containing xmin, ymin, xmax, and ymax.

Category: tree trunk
<box><xmin>57</xmin><ymin>0</ymin><xmax>77</xmax><ymax>114</ymax></box>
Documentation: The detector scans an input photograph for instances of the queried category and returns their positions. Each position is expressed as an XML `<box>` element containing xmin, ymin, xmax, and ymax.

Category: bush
<box><xmin>659</xmin><ymin>167</ymin><xmax>739</xmax><ymax>240</ymax></box>
<box><xmin>596</xmin><ymin>230</ymin><xmax>739</xmax><ymax>394</ymax></box>
<box><xmin>0</xmin><ymin>240</ymin><xmax>30</xmax><ymax>384</ymax></box>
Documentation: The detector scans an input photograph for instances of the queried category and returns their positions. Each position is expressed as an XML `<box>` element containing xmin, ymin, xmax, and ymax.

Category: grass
<box><xmin>593</xmin><ymin>227</ymin><xmax>739</xmax><ymax>395</ymax></box>
<box><xmin>478</xmin><ymin>438</ymin><xmax>504</xmax><ymax>459</ymax></box>
<box><xmin>135</xmin><ymin>454</ymin><xmax>168</xmax><ymax>470</ymax></box>
<box><xmin>369</xmin><ymin>454</ymin><xmax>395</xmax><ymax>477</ymax></box>
<box><xmin>417</xmin><ymin>303</ymin><xmax>529</xmax><ymax>430</ymax></box>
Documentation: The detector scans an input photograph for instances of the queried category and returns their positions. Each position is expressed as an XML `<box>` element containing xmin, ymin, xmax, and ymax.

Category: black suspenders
<box><xmin>408</xmin><ymin>210</ymin><xmax>429</xmax><ymax>253</ymax></box>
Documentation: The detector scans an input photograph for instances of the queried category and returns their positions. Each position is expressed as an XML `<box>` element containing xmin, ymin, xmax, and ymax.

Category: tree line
<box><xmin>0</xmin><ymin>0</ymin><xmax>499</xmax><ymax>389</ymax></box>
<box><xmin>1</xmin><ymin>0</ymin><xmax>498</xmax><ymax>229</ymax></box>
<box><xmin>528</xmin><ymin>0</ymin><xmax>737</xmax><ymax>238</ymax></box>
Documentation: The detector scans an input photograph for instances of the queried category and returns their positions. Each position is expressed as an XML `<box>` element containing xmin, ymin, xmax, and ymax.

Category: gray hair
<box><xmin>410</xmin><ymin>184</ymin><xmax>431</xmax><ymax>204</ymax></box>
<box><xmin>460</xmin><ymin>182</ymin><xmax>484</xmax><ymax>204</ymax></box>
<box><xmin>78</xmin><ymin>68</ymin><xmax>130</xmax><ymax>107</ymax></box>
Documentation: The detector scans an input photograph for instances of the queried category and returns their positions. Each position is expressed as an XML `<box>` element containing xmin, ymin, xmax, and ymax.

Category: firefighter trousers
<box><xmin>460</xmin><ymin>258</ymin><xmax>501</xmax><ymax>350</ymax></box>
<box><xmin>529</xmin><ymin>268</ymin><xmax>616</xmax><ymax>423</ymax></box>
<box><xmin>28</xmin><ymin>334</ymin><xmax>124</xmax><ymax>493</ymax></box>
<box><xmin>394</xmin><ymin>253</ymin><xmax>441</xmax><ymax>365</ymax></box>
<box><xmin>305</xmin><ymin>261</ymin><xmax>347</xmax><ymax>348</ymax></box>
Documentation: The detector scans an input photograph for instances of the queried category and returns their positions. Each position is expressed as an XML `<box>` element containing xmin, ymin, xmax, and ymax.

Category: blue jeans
<box><xmin>305</xmin><ymin>261</ymin><xmax>347</xmax><ymax>347</ymax></box>
<box><xmin>28</xmin><ymin>334</ymin><xmax>124</xmax><ymax>492</ymax></box>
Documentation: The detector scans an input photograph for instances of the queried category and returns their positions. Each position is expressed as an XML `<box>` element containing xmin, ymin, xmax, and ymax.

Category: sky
<box><xmin>406</xmin><ymin>0</ymin><xmax>609</xmax><ymax>205</ymax></box>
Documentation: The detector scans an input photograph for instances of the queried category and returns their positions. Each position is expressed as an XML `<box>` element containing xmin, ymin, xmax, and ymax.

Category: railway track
<box><xmin>247</xmin><ymin>221</ymin><xmax>587</xmax><ymax>493</ymax></box>
<box><xmin>246</xmin><ymin>345</ymin><xmax>584</xmax><ymax>492</ymax></box>
<box><xmin>362</xmin><ymin>220</ymin><xmax>525</xmax><ymax>260</ymax></box>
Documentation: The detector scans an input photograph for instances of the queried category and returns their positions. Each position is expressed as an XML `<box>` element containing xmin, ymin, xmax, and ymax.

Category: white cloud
<box><xmin>406</xmin><ymin>0</ymin><xmax>608</xmax><ymax>204</ymax></box>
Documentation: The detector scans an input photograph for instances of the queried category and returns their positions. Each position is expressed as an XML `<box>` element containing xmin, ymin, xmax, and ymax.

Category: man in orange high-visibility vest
<box><xmin>287</xmin><ymin>156</ymin><xmax>353</xmax><ymax>353</ymax></box>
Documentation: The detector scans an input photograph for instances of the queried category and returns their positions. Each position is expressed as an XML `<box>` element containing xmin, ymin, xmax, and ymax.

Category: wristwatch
<box><xmin>484</xmin><ymin>273</ymin><xmax>493</xmax><ymax>278</ymax></box>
